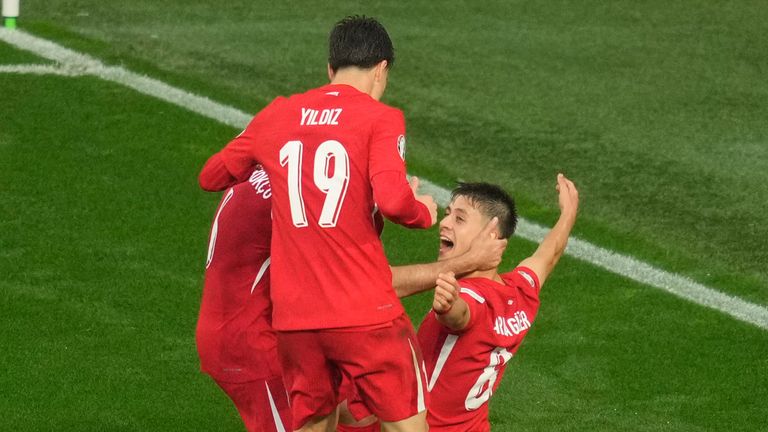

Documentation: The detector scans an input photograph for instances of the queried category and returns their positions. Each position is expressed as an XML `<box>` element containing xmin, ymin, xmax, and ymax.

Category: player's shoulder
<box><xmin>369</xmin><ymin>100</ymin><xmax>404</xmax><ymax>120</ymax></box>
<box><xmin>504</xmin><ymin>267</ymin><xmax>539</xmax><ymax>287</ymax></box>
<box><xmin>501</xmin><ymin>267</ymin><xmax>540</xmax><ymax>299</ymax></box>
<box><xmin>456</xmin><ymin>278</ymin><xmax>494</xmax><ymax>305</ymax></box>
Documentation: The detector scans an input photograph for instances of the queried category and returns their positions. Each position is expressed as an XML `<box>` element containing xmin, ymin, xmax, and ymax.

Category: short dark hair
<box><xmin>451</xmin><ymin>182</ymin><xmax>518</xmax><ymax>239</ymax></box>
<box><xmin>328</xmin><ymin>16</ymin><xmax>394</xmax><ymax>72</ymax></box>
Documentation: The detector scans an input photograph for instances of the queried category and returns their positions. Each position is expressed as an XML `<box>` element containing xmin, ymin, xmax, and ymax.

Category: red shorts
<box><xmin>277</xmin><ymin>314</ymin><xmax>428</xmax><ymax>429</ymax></box>
<box><xmin>214</xmin><ymin>376</ymin><xmax>291</xmax><ymax>432</ymax></box>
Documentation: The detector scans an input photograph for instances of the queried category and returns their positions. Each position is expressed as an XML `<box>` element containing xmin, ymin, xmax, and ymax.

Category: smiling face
<box><xmin>438</xmin><ymin>195</ymin><xmax>493</xmax><ymax>260</ymax></box>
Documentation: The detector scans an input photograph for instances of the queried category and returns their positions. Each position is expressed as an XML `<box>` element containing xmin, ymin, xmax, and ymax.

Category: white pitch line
<box><xmin>0</xmin><ymin>63</ymin><xmax>84</xmax><ymax>76</ymax></box>
<box><xmin>2</xmin><ymin>28</ymin><xmax>767</xmax><ymax>331</ymax></box>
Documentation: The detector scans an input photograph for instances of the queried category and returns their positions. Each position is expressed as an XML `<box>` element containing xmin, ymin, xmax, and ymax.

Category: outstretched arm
<box><xmin>372</xmin><ymin>175</ymin><xmax>437</xmax><ymax>229</ymax></box>
<box><xmin>518</xmin><ymin>173</ymin><xmax>579</xmax><ymax>286</ymax></box>
<box><xmin>392</xmin><ymin>217</ymin><xmax>507</xmax><ymax>297</ymax></box>
<box><xmin>199</xmin><ymin>152</ymin><xmax>239</xmax><ymax>191</ymax></box>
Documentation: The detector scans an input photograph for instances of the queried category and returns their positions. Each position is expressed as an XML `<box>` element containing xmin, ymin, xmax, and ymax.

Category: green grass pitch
<box><xmin>1</xmin><ymin>1</ymin><xmax>767</xmax><ymax>430</ymax></box>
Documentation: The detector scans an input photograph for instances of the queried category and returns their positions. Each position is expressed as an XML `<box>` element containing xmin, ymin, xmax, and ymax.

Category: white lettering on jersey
<box><xmin>248</xmin><ymin>169</ymin><xmax>272</xmax><ymax>199</ymax></box>
<box><xmin>300</xmin><ymin>108</ymin><xmax>342</xmax><ymax>126</ymax></box>
<box><xmin>493</xmin><ymin>311</ymin><xmax>531</xmax><ymax>337</ymax></box>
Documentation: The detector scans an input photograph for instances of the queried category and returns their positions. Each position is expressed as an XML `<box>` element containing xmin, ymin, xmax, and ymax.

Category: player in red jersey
<box><xmin>196</xmin><ymin>172</ymin><xmax>504</xmax><ymax>432</ymax></box>
<box><xmin>418</xmin><ymin>174</ymin><xmax>579</xmax><ymax>431</ymax></box>
<box><xmin>199</xmin><ymin>15</ymin><xmax>436</xmax><ymax>432</ymax></box>
<box><xmin>196</xmin><ymin>168</ymin><xmax>290</xmax><ymax>432</ymax></box>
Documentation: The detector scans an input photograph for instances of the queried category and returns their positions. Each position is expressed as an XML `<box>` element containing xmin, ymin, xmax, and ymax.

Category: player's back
<box><xmin>242</xmin><ymin>83</ymin><xmax>409</xmax><ymax>331</ymax></box>
<box><xmin>418</xmin><ymin>268</ymin><xmax>541</xmax><ymax>431</ymax></box>
<box><xmin>196</xmin><ymin>169</ymin><xmax>279</xmax><ymax>383</ymax></box>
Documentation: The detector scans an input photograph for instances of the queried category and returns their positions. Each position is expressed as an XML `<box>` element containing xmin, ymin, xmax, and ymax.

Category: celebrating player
<box><xmin>199</xmin><ymin>15</ymin><xmax>436</xmax><ymax>432</ymax></box>
<box><xmin>418</xmin><ymin>174</ymin><xmax>579</xmax><ymax>431</ymax></box>
<box><xmin>196</xmin><ymin>167</ymin><xmax>506</xmax><ymax>432</ymax></box>
<box><xmin>196</xmin><ymin>169</ymin><xmax>289</xmax><ymax>432</ymax></box>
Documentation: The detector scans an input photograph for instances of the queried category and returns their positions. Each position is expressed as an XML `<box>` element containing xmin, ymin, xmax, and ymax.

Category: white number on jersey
<box><xmin>280</xmin><ymin>140</ymin><xmax>350</xmax><ymax>228</ymax></box>
<box><xmin>279</xmin><ymin>141</ymin><xmax>308</xmax><ymax>227</ymax></box>
<box><xmin>206</xmin><ymin>187</ymin><xmax>235</xmax><ymax>268</ymax></box>
<box><xmin>425</xmin><ymin>336</ymin><xmax>514</xmax><ymax>411</ymax></box>
<box><xmin>464</xmin><ymin>347</ymin><xmax>513</xmax><ymax>410</ymax></box>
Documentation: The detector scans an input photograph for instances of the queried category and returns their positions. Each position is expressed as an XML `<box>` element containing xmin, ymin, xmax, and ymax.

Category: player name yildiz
<box><xmin>300</xmin><ymin>107</ymin><xmax>343</xmax><ymax>126</ymax></box>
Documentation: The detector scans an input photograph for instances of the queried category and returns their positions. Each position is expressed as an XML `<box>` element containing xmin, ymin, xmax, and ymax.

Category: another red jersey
<box><xmin>202</xmin><ymin>83</ymin><xmax>430</xmax><ymax>330</ymax></box>
<box><xmin>417</xmin><ymin>267</ymin><xmax>541</xmax><ymax>432</ymax></box>
<box><xmin>196</xmin><ymin>169</ymin><xmax>279</xmax><ymax>383</ymax></box>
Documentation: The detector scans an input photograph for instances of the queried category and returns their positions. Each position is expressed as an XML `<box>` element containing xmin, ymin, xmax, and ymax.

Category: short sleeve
<box><xmin>504</xmin><ymin>266</ymin><xmax>541</xmax><ymax>300</ymax></box>
<box><xmin>368</xmin><ymin>107</ymin><xmax>407</xmax><ymax>180</ymax></box>
<box><xmin>454</xmin><ymin>286</ymin><xmax>488</xmax><ymax>333</ymax></box>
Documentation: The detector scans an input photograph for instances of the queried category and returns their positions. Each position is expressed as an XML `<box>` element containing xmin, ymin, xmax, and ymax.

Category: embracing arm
<box><xmin>199</xmin><ymin>152</ymin><xmax>239</xmax><ymax>191</ymax></box>
<box><xmin>392</xmin><ymin>217</ymin><xmax>506</xmax><ymax>297</ymax></box>
<box><xmin>372</xmin><ymin>174</ymin><xmax>436</xmax><ymax>229</ymax></box>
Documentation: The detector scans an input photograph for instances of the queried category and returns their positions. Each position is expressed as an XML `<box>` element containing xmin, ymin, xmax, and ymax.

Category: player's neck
<box><xmin>465</xmin><ymin>268</ymin><xmax>503</xmax><ymax>283</ymax></box>
<box><xmin>329</xmin><ymin>68</ymin><xmax>376</xmax><ymax>98</ymax></box>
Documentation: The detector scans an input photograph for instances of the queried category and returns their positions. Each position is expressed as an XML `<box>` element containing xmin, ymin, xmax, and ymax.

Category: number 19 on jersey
<box><xmin>279</xmin><ymin>140</ymin><xmax>349</xmax><ymax>228</ymax></box>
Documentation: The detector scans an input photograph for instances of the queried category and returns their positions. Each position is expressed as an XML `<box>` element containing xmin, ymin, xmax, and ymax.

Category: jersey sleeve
<box><xmin>370</xmin><ymin>172</ymin><xmax>431</xmax><ymax>228</ymax></box>
<box><xmin>505</xmin><ymin>266</ymin><xmax>541</xmax><ymax>300</ymax></box>
<box><xmin>200</xmin><ymin>98</ymin><xmax>283</xmax><ymax>190</ymax></box>
<box><xmin>368</xmin><ymin>108</ymin><xmax>431</xmax><ymax>228</ymax></box>
<box><xmin>368</xmin><ymin>107</ymin><xmax>407</xmax><ymax>178</ymax></box>
<box><xmin>451</xmin><ymin>285</ymin><xmax>488</xmax><ymax>333</ymax></box>
<box><xmin>199</xmin><ymin>152</ymin><xmax>238</xmax><ymax>191</ymax></box>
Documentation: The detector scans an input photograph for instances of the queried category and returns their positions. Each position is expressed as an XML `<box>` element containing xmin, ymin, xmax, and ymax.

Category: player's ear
<box><xmin>327</xmin><ymin>64</ymin><xmax>335</xmax><ymax>81</ymax></box>
<box><xmin>373</xmin><ymin>60</ymin><xmax>388</xmax><ymax>82</ymax></box>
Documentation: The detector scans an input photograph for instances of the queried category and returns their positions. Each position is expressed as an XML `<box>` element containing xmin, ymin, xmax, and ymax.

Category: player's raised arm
<box><xmin>392</xmin><ymin>217</ymin><xmax>507</xmax><ymax>297</ymax></box>
<box><xmin>518</xmin><ymin>173</ymin><xmax>579</xmax><ymax>286</ymax></box>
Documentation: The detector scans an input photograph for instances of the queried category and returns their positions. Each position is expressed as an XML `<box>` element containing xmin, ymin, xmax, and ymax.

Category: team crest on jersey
<box><xmin>397</xmin><ymin>135</ymin><xmax>406</xmax><ymax>160</ymax></box>
<box><xmin>518</xmin><ymin>270</ymin><xmax>535</xmax><ymax>288</ymax></box>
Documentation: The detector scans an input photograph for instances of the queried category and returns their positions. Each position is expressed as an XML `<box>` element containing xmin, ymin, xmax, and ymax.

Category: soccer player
<box><xmin>196</xmin><ymin>168</ymin><xmax>289</xmax><ymax>432</ymax></box>
<box><xmin>196</xmin><ymin>168</ymin><xmax>506</xmax><ymax>432</ymax></box>
<box><xmin>199</xmin><ymin>15</ymin><xmax>436</xmax><ymax>432</ymax></box>
<box><xmin>418</xmin><ymin>174</ymin><xmax>579</xmax><ymax>431</ymax></box>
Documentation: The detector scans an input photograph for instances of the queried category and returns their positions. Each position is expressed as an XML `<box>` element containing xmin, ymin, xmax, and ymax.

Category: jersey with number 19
<box><xmin>210</xmin><ymin>83</ymin><xmax>431</xmax><ymax>331</ymax></box>
<box><xmin>417</xmin><ymin>267</ymin><xmax>541</xmax><ymax>432</ymax></box>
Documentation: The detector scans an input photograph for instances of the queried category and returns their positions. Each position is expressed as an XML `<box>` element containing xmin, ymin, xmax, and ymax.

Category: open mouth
<box><xmin>439</xmin><ymin>236</ymin><xmax>454</xmax><ymax>255</ymax></box>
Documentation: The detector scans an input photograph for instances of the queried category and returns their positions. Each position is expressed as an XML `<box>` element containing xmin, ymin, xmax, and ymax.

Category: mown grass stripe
<box><xmin>3</xmin><ymin>27</ymin><xmax>766</xmax><ymax>331</ymax></box>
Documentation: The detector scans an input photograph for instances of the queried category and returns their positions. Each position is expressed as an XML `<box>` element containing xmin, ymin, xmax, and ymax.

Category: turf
<box><xmin>16</xmin><ymin>0</ymin><xmax>768</xmax><ymax>307</ymax></box>
<box><xmin>0</xmin><ymin>73</ymin><xmax>240</xmax><ymax>430</ymax></box>
<box><xmin>2</xmin><ymin>1</ymin><xmax>768</xmax><ymax>430</ymax></box>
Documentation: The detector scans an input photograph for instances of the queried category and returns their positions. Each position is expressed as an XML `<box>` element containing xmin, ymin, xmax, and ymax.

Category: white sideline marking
<box><xmin>2</xmin><ymin>28</ymin><xmax>767</xmax><ymax>331</ymax></box>
<box><xmin>0</xmin><ymin>64</ymin><xmax>84</xmax><ymax>76</ymax></box>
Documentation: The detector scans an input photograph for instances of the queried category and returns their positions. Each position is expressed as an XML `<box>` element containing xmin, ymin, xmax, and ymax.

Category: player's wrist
<box><xmin>434</xmin><ymin>304</ymin><xmax>453</xmax><ymax>315</ymax></box>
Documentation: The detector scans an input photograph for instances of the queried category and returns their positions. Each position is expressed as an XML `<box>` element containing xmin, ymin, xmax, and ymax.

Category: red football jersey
<box><xmin>195</xmin><ymin>169</ymin><xmax>280</xmax><ymax>382</ymax></box>
<box><xmin>417</xmin><ymin>267</ymin><xmax>541</xmax><ymax>432</ymax></box>
<box><xmin>213</xmin><ymin>83</ymin><xmax>430</xmax><ymax>330</ymax></box>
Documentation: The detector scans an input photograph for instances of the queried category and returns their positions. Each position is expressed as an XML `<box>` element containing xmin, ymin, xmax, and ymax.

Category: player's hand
<box><xmin>556</xmin><ymin>173</ymin><xmax>579</xmax><ymax>218</ymax></box>
<box><xmin>410</xmin><ymin>176</ymin><xmax>438</xmax><ymax>226</ymax></box>
<box><xmin>433</xmin><ymin>272</ymin><xmax>460</xmax><ymax>314</ymax></box>
<box><xmin>466</xmin><ymin>217</ymin><xmax>507</xmax><ymax>271</ymax></box>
